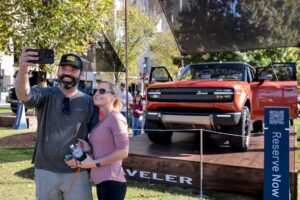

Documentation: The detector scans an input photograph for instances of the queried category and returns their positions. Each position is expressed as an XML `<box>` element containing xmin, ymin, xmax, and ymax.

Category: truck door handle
<box><xmin>283</xmin><ymin>87</ymin><xmax>295</xmax><ymax>91</ymax></box>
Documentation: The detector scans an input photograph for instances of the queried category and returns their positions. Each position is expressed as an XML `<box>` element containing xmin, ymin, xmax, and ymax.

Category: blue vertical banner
<box><xmin>13</xmin><ymin>101</ymin><xmax>27</xmax><ymax>130</ymax></box>
<box><xmin>264</xmin><ymin>107</ymin><xmax>289</xmax><ymax>200</ymax></box>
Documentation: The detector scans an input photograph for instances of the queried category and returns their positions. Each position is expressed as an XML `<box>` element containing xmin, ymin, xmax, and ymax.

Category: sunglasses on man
<box><xmin>94</xmin><ymin>88</ymin><xmax>114</xmax><ymax>95</ymax></box>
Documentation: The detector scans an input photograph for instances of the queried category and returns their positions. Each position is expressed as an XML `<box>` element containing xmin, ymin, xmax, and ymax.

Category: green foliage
<box><xmin>0</xmin><ymin>0</ymin><xmax>112</xmax><ymax>73</ymax></box>
<box><xmin>150</xmin><ymin>29</ymin><xmax>181</xmax><ymax>77</ymax></box>
<box><xmin>172</xmin><ymin>1</ymin><xmax>299</xmax><ymax>54</ymax></box>
<box><xmin>105</xmin><ymin>4</ymin><xmax>156</xmax><ymax>83</ymax></box>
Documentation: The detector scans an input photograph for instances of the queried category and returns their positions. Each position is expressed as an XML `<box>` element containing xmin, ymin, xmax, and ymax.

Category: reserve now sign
<box><xmin>264</xmin><ymin>107</ymin><xmax>290</xmax><ymax>199</ymax></box>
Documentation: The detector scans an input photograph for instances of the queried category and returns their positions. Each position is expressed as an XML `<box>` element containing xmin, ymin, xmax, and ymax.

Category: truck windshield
<box><xmin>179</xmin><ymin>63</ymin><xmax>245</xmax><ymax>81</ymax></box>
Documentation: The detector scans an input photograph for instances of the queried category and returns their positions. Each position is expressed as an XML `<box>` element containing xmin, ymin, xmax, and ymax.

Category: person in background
<box><xmin>75</xmin><ymin>81</ymin><xmax>129</xmax><ymax>200</ymax></box>
<box><xmin>119</xmin><ymin>83</ymin><xmax>133</xmax><ymax>118</ymax></box>
<box><xmin>176</xmin><ymin>65</ymin><xmax>184</xmax><ymax>79</ymax></box>
<box><xmin>15</xmin><ymin>47</ymin><xmax>98</xmax><ymax>200</ymax></box>
<box><xmin>78</xmin><ymin>81</ymin><xmax>94</xmax><ymax>97</ymax></box>
<box><xmin>131</xmin><ymin>93</ymin><xmax>144</xmax><ymax>136</ymax></box>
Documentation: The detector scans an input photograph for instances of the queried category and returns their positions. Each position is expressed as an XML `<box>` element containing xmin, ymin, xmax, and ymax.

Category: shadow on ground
<box><xmin>15</xmin><ymin>166</ymin><xmax>34</xmax><ymax>180</ymax></box>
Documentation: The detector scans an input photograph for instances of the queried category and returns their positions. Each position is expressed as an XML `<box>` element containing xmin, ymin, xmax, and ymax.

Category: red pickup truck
<box><xmin>144</xmin><ymin>62</ymin><xmax>297</xmax><ymax>151</ymax></box>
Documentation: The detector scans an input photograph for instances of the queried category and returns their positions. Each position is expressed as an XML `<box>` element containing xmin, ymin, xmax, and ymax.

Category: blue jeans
<box><xmin>96</xmin><ymin>180</ymin><xmax>127</xmax><ymax>200</ymax></box>
<box><xmin>132</xmin><ymin>116</ymin><xmax>142</xmax><ymax>136</ymax></box>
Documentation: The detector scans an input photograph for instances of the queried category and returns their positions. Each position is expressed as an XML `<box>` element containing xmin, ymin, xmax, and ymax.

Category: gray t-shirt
<box><xmin>24</xmin><ymin>86</ymin><xmax>98</xmax><ymax>173</ymax></box>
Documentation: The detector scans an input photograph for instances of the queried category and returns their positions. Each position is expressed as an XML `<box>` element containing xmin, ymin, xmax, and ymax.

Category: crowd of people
<box><xmin>15</xmin><ymin>47</ymin><xmax>144</xmax><ymax>200</ymax></box>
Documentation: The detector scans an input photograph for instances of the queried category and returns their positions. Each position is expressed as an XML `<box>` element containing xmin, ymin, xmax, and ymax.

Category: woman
<box><xmin>77</xmin><ymin>81</ymin><xmax>129</xmax><ymax>200</ymax></box>
<box><xmin>131</xmin><ymin>93</ymin><xmax>144</xmax><ymax>136</ymax></box>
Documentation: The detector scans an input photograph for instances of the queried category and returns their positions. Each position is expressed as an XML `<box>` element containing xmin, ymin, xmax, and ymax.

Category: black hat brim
<box><xmin>59</xmin><ymin>61</ymin><xmax>82</xmax><ymax>70</ymax></box>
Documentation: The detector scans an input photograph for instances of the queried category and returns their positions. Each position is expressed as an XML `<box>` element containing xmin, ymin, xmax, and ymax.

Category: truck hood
<box><xmin>148</xmin><ymin>80</ymin><xmax>243</xmax><ymax>89</ymax></box>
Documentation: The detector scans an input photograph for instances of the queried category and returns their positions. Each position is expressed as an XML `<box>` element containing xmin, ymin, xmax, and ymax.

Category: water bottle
<box><xmin>69</xmin><ymin>144</ymin><xmax>86</xmax><ymax>161</ymax></box>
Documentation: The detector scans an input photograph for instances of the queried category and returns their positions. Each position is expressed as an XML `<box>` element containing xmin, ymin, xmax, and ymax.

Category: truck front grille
<box><xmin>147</xmin><ymin>88</ymin><xmax>234</xmax><ymax>102</ymax></box>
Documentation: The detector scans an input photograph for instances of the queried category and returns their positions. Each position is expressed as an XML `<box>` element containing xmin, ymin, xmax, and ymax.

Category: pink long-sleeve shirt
<box><xmin>89</xmin><ymin>111</ymin><xmax>129</xmax><ymax>184</ymax></box>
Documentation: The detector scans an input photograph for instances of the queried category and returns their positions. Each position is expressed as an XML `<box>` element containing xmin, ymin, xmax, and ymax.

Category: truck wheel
<box><xmin>252</xmin><ymin>120</ymin><xmax>263</xmax><ymax>133</ymax></box>
<box><xmin>228</xmin><ymin>107</ymin><xmax>250</xmax><ymax>152</ymax></box>
<box><xmin>145</xmin><ymin>120</ymin><xmax>173</xmax><ymax>144</ymax></box>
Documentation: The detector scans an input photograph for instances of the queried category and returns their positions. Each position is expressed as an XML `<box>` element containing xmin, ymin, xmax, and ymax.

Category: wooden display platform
<box><xmin>123</xmin><ymin>130</ymin><xmax>298</xmax><ymax>199</ymax></box>
<box><xmin>0</xmin><ymin>113</ymin><xmax>37</xmax><ymax>129</ymax></box>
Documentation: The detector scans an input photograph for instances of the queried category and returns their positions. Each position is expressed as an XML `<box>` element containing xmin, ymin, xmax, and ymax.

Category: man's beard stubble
<box><xmin>58</xmin><ymin>74</ymin><xmax>80</xmax><ymax>89</ymax></box>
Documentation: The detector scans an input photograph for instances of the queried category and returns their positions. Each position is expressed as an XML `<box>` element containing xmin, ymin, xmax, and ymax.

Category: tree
<box><xmin>104</xmin><ymin>4</ymin><xmax>156</xmax><ymax>84</ymax></box>
<box><xmin>150</xmin><ymin>29</ymin><xmax>181</xmax><ymax>77</ymax></box>
<box><xmin>167</xmin><ymin>0</ymin><xmax>299</xmax><ymax>55</ymax></box>
<box><xmin>0</xmin><ymin>0</ymin><xmax>112</xmax><ymax>73</ymax></box>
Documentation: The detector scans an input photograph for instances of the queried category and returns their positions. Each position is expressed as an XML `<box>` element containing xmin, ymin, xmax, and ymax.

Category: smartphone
<box><xmin>26</xmin><ymin>49</ymin><xmax>55</xmax><ymax>64</ymax></box>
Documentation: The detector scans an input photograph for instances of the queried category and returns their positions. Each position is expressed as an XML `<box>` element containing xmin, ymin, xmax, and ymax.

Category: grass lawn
<box><xmin>0</xmin><ymin>127</ymin><xmax>35</xmax><ymax>138</ymax></box>
<box><xmin>0</xmin><ymin>107</ymin><xmax>34</xmax><ymax>114</ymax></box>
<box><xmin>0</xmin><ymin>107</ymin><xmax>11</xmax><ymax>113</ymax></box>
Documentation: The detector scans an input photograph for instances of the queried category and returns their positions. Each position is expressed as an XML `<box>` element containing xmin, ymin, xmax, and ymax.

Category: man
<box><xmin>119</xmin><ymin>83</ymin><xmax>133</xmax><ymax>118</ymax></box>
<box><xmin>15</xmin><ymin>47</ymin><xmax>98</xmax><ymax>200</ymax></box>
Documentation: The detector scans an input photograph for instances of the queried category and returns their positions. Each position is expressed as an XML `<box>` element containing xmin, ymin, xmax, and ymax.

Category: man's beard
<box><xmin>58</xmin><ymin>75</ymin><xmax>80</xmax><ymax>89</ymax></box>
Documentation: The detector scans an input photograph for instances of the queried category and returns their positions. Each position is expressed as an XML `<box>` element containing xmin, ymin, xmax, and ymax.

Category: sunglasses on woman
<box><xmin>95</xmin><ymin>88</ymin><xmax>114</xmax><ymax>95</ymax></box>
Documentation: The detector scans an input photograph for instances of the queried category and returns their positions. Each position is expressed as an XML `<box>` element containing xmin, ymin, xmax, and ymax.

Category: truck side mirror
<box><xmin>149</xmin><ymin>66</ymin><xmax>172</xmax><ymax>84</ymax></box>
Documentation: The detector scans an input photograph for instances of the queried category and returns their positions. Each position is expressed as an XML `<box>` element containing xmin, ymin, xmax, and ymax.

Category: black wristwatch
<box><xmin>95</xmin><ymin>159</ymin><xmax>102</xmax><ymax>168</ymax></box>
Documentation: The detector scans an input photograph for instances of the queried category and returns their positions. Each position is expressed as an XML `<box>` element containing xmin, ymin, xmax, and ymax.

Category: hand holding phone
<box><xmin>26</xmin><ymin>48</ymin><xmax>54</xmax><ymax>64</ymax></box>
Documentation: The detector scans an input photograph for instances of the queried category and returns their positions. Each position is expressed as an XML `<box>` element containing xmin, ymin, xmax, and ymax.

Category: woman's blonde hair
<box><xmin>98</xmin><ymin>81</ymin><xmax>122</xmax><ymax>112</ymax></box>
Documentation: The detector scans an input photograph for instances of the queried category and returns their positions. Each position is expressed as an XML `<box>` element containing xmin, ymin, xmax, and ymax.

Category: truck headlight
<box><xmin>147</xmin><ymin>90</ymin><xmax>161</xmax><ymax>100</ymax></box>
<box><xmin>214</xmin><ymin>89</ymin><xmax>234</xmax><ymax>100</ymax></box>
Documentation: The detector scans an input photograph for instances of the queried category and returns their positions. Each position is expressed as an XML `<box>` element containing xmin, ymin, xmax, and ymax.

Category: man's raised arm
<box><xmin>15</xmin><ymin>47</ymin><xmax>39</xmax><ymax>102</ymax></box>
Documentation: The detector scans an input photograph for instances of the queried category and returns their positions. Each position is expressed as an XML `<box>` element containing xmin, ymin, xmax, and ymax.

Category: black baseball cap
<box><xmin>59</xmin><ymin>53</ymin><xmax>83</xmax><ymax>71</ymax></box>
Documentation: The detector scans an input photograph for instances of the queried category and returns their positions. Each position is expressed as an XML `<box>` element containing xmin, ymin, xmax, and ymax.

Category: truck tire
<box><xmin>145</xmin><ymin>120</ymin><xmax>173</xmax><ymax>144</ymax></box>
<box><xmin>228</xmin><ymin>107</ymin><xmax>250</xmax><ymax>152</ymax></box>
